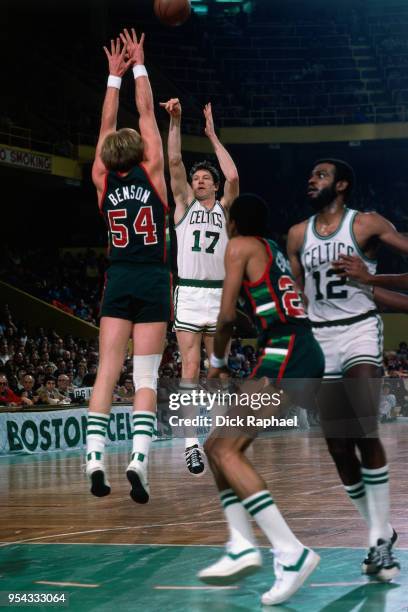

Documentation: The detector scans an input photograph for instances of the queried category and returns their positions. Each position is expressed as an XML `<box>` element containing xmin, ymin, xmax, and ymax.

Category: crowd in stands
<box><xmin>0</xmin><ymin>304</ymin><xmax>407</xmax><ymax>422</ymax></box>
<box><xmin>0</xmin><ymin>307</ymin><xmax>258</xmax><ymax>409</ymax></box>
<box><xmin>0</xmin><ymin>246</ymin><xmax>106</xmax><ymax>325</ymax></box>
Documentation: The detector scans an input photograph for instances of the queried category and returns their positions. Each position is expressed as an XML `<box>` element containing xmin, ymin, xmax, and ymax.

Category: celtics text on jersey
<box><xmin>300</xmin><ymin>208</ymin><xmax>377</xmax><ymax>323</ymax></box>
<box><xmin>175</xmin><ymin>199</ymin><xmax>229</xmax><ymax>282</ymax></box>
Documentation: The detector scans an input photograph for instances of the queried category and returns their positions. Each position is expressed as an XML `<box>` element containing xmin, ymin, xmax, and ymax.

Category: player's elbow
<box><xmin>226</xmin><ymin>173</ymin><xmax>239</xmax><ymax>189</ymax></box>
<box><xmin>168</xmin><ymin>154</ymin><xmax>183</xmax><ymax>167</ymax></box>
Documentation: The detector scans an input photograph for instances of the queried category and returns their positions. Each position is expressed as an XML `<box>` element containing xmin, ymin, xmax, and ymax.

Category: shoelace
<box><xmin>374</xmin><ymin>541</ymin><xmax>397</xmax><ymax>568</ymax></box>
<box><xmin>185</xmin><ymin>447</ymin><xmax>201</xmax><ymax>468</ymax></box>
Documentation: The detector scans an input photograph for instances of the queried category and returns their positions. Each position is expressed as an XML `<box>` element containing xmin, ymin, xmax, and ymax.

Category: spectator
<box><xmin>0</xmin><ymin>374</ymin><xmax>32</xmax><ymax>407</ymax></box>
<box><xmin>37</xmin><ymin>376</ymin><xmax>66</xmax><ymax>405</ymax></box>
<box><xmin>379</xmin><ymin>383</ymin><xmax>397</xmax><ymax>422</ymax></box>
<box><xmin>0</xmin><ymin>340</ymin><xmax>12</xmax><ymax>366</ymax></box>
<box><xmin>20</xmin><ymin>374</ymin><xmax>40</xmax><ymax>405</ymax></box>
<box><xmin>56</xmin><ymin>374</ymin><xmax>73</xmax><ymax>403</ymax></box>
<box><xmin>116</xmin><ymin>377</ymin><xmax>135</xmax><ymax>403</ymax></box>
<box><xmin>82</xmin><ymin>364</ymin><xmax>97</xmax><ymax>387</ymax></box>
<box><xmin>73</xmin><ymin>363</ymin><xmax>88</xmax><ymax>387</ymax></box>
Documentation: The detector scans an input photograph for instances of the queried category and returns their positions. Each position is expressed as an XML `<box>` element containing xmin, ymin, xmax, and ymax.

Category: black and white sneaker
<box><xmin>362</xmin><ymin>529</ymin><xmax>398</xmax><ymax>575</ymax></box>
<box><xmin>364</xmin><ymin>536</ymin><xmax>400</xmax><ymax>582</ymax></box>
<box><xmin>185</xmin><ymin>444</ymin><xmax>206</xmax><ymax>476</ymax></box>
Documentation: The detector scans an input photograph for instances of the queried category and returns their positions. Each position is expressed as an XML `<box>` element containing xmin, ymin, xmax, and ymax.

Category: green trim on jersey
<box><xmin>178</xmin><ymin>278</ymin><xmax>223</xmax><ymax>288</ymax></box>
<box><xmin>299</xmin><ymin>221</ymin><xmax>309</xmax><ymax>256</ymax></box>
<box><xmin>174</xmin><ymin>199</ymin><xmax>196</xmax><ymax>229</ymax></box>
<box><xmin>311</xmin><ymin>206</ymin><xmax>349</xmax><ymax>241</ymax></box>
<box><xmin>217</xmin><ymin>201</ymin><xmax>228</xmax><ymax>221</ymax></box>
<box><xmin>349</xmin><ymin>210</ymin><xmax>378</xmax><ymax>264</ymax></box>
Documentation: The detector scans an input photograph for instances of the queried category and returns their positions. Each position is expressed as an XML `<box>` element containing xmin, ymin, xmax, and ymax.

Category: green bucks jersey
<box><xmin>241</xmin><ymin>237</ymin><xmax>308</xmax><ymax>335</ymax></box>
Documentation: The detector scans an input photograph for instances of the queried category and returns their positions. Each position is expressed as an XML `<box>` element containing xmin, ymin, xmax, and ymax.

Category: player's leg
<box><xmin>202</xmin><ymin>424</ymin><xmax>319</xmax><ymax>604</ymax></box>
<box><xmin>176</xmin><ymin>329</ymin><xmax>206</xmax><ymax>474</ymax></box>
<box><xmin>126</xmin><ymin>321</ymin><xmax>167</xmax><ymax>503</ymax></box>
<box><xmin>86</xmin><ymin>316</ymin><xmax>132</xmax><ymax>496</ymax></box>
<box><xmin>344</xmin><ymin>363</ymin><xmax>399</xmax><ymax>580</ymax></box>
<box><xmin>199</xmin><ymin>437</ymin><xmax>261</xmax><ymax>583</ymax></box>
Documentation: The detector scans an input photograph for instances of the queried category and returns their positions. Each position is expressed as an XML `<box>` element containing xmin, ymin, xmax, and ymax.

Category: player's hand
<box><xmin>120</xmin><ymin>28</ymin><xmax>145</xmax><ymax>65</ymax></box>
<box><xmin>103</xmin><ymin>37</ymin><xmax>132</xmax><ymax>77</ymax></box>
<box><xmin>332</xmin><ymin>254</ymin><xmax>373</xmax><ymax>284</ymax></box>
<box><xmin>204</xmin><ymin>102</ymin><xmax>216</xmax><ymax>140</ymax></box>
<box><xmin>160</xmin><ymin>98</ymin><xmax>182</xmax><ymax>118</ymax></box>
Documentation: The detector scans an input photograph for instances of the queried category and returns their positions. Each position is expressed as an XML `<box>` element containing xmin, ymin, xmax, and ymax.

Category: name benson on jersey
<box><xmin>189</xmin><ymin>210</ymin><xmax>223</xmax><ymax>228</ymax></box>
<box><xmin>303</xmin><ymin>241</ymin><xmax>354</xmax><ymax>273</ymax></box>
<box><xmin>107</xmin><ymin>186</ymin><xmax>151</xmax><ymax>207</ymax></box>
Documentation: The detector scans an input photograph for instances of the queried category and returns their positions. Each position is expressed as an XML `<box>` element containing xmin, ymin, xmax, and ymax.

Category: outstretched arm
<box><xmin>333</xmin><ymin>254</ymin><xmax>408</xmax><ymax>290</ymax></box>
<box><xmin>121</xmin><ymin>28</ymin><xmax>166</xmax><ymax>202</ymax></box>
<box><xmin>92</xmin><ymin>38</ymin><xmax>132</xmax><ymax>196</ymax></box>
<box><xmin>362</xmin><ymin>212</ymin><xmax>408</xmax><ymax>254</ymax></box>
<box><xmin>373</xmin><ymin>287</ymin><xmax>408</xmax><ymax>313</ymax></box>
<box><xmin>209</xmin><ymin>238</ymin><xmax>247</xmax><ymax>377</ymax></box>
<box><xmin>160</xmin><ymin>98</ymin><xmax>192</xmax><ymax>222</ymax></box>
<box><xmin>204</xmin><ymin>102</ymin><xmax>239</xmax><ymax>209</ymax></box>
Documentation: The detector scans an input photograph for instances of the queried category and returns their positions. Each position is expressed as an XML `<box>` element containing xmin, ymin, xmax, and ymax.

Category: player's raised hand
<box><xmin>103</xmin><ymin>37</ymin><xmax>132</xmax><ymax>76</ymax></box>
<box><xmin>332</xmin><ymin>254</ymin><xmax>372</xmax><ymax>284</ymax></box>
<box><xmin>204</xmin><ymin>102</ymin><xmax>216</xmax><ymax>140</ymax></box>
<box><xmin>120</xmin><ymin>28</ymin><xmax>145</xmax><ymax>65</ymax></box>
<box><xmin>160</xmin><ymin>98</ymin><xmax>182</xmax><ymax>119</ymax></box>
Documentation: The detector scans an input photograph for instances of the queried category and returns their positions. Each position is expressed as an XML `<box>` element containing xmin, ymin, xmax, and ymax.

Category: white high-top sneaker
<box><xmin>86</xmin><ymin>453</ymin><xmax>111</xmax><ymax>497</ymax></box>
<box><xmin>126</xmin><ymin>457</ymin><xmax>150</xmax><ymax>504</ymax></box>
<box><xmin>198</xmin><ymin>543</ymin><xmax>262</xmax><ymax>585</ymax></box>
<box><xmin>261</xmin><ymin>547</ymin><xmax>320</xmax><ymax>606</ymax></box>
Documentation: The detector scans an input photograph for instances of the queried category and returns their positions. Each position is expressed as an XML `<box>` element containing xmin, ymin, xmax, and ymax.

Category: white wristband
<box><xmin>210</xmin><ymin>353</ymin><xmax>227</xmax><ymax>369</ymax></box>
<box><xmin>107</xmin><ymin>75</ymin><xmax>122</xmax><ymax>89</ymax></box>
<box><xmin>133</xmin><ymin>64</ymin><xmax>148</xmax><ymax>79</ymax></box>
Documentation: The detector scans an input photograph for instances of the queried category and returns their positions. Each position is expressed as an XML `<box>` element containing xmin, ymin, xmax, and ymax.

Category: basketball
<box><xmin>154</xmin><ymin>0</ymin><xmax>191</xmax><ymax>27</ymax></box>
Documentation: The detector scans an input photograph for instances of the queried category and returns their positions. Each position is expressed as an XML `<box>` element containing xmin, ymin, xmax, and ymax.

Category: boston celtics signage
<box><xmin>0</xmin><ymin>406</ymin><xmax>170</xmax><ymax>454</ymax></box>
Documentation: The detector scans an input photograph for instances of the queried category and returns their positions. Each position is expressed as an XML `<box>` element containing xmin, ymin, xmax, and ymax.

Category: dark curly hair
<box><xmin>189</xmin><ymin>160</ymin><xmax>220</xmax><ymax>186</ymax></box>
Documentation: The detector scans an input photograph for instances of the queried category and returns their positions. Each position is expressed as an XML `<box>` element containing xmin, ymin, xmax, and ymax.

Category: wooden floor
<box><xmin>1</xmin><ymin>423</ymin><xmax>407</xmax><ymax>549</ymax></box>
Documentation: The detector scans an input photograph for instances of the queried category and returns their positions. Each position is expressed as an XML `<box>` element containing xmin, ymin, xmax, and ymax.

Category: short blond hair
<box><xmin>101</xmin><ymin>128</ymin><xmax>144</xmax><ymax>171</ymax></box>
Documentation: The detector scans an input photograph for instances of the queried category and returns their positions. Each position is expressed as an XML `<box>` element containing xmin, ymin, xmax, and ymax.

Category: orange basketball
<box><xmin>154</xmin><ymin>0</ymin><xmax>191</xmax><ymax>26</ymax></box>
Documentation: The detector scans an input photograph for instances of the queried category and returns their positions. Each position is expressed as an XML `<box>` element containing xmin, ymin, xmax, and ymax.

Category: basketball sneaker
<box><xmin>86</xmin><ymin>453</ymin><xmax>111</xmax><ymax>497</ymax></box>
<box><xmin>368</xmin><ymin>537</ymin><xmax>400</xmax><ymax>582</ymax></box>
<box><xmin>126</xmin><ymin>455</ymin><xmax>150</xmax><ymax>504</ymax></box>
<box><xmin>361</xmin><ymin>529</ymin><xmax>398</xmax><ymax>575</ymax></box>
<box><xmin>185</xmin><ymin>444</ymin><xmax>205</xmax><ymax>476</ymax></box>
<box><xmin>261</xmin><ymin>547</ymin><xmax>320</xmax><ymax>606</ymax></box>
<box><xmin>198</xmin><ymin>546</ymin><xmax>262</xmax><ymax>585</ymax></box>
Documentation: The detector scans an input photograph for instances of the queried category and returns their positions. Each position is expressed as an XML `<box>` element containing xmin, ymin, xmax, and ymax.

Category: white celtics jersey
<box><xmin>175</xmin><ymin>199</ymin><xmax>228</xmax><ymax>281</ymax></box>
<box><xmin>300</xmin><ymin>208</ymin><xmax>377</xmax><ymax>323</ymax></box>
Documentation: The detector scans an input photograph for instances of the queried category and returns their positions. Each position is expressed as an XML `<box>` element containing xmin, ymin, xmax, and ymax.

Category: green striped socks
<box><xmin>362</xmin><ymin>465</ymin><xmax>393</xmax><ymax>545</ymax></box>
<box><xmin>219</xmin><ymin>489</ymin><xmax>256</xmax><ymax>553</ymax></box>
<box><xmin>132</xmin><ymin>411</ymin><xmax>156</xmax><ymax>460</ymax></box>
<box><xmin>344</xmin><ymin>481</ymin><xmax>370</xmax><ymax>524</ymax></box>
<box><xmin>243</xmin><ymin>489</ymin><xmax>302</xmax><ymax>553</ymax></box>
<box><xmin>86</xmin><ymin>412</ymin><xmax>110</xmax><ymax>460</ymax></box>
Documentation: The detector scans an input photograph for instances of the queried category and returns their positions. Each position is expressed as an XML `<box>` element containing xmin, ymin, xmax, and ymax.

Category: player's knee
<box><xmin>205</xmin><ymin>439</ymin><xmax>235</xmax><ymax>467</ymax></box>
<box><xmin>133</xmin><ymin>354</ymin><xmax>162</xmax><ymax>392</ymax></box>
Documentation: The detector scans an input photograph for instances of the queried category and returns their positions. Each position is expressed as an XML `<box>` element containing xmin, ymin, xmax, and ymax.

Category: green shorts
<box><xmin>100</xmin><ymin>262</ymin><xmax>172</xmax><ymax>323</ymax></box>
<box><xmin>251</xmin><ymin>325</ymin><xmax>325</xmax><ymax>383</ymax></box>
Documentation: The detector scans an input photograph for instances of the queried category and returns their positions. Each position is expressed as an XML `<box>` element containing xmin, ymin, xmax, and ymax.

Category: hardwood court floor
<box><xmin>1</xmin><ymin>424</ymin><xmax>407</xmax><ymax>610</ymax></box>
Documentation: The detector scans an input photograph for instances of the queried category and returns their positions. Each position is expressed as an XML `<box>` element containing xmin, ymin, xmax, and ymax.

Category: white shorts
<box><xmin>312</xmin><ymin>314</ymin><xmax>384</xmax><ymax>379</ymax></box>
<box><xmin>173</xmin><ymin>285</ymin><xmax>222</xmax><ymax>334</ymax></box>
